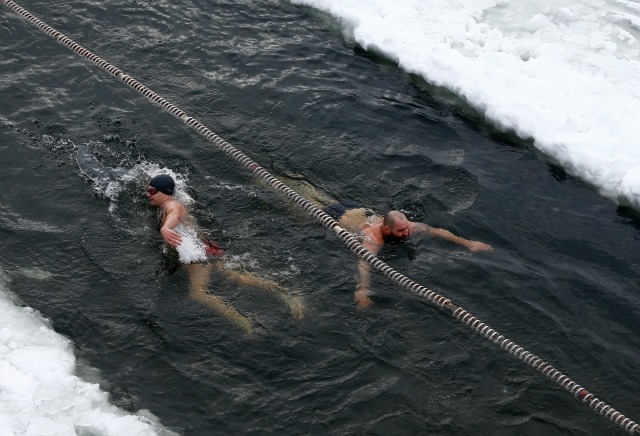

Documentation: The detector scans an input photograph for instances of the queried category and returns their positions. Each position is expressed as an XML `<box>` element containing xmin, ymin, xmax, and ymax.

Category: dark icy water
<box><xmin>1</xmin><ymin>1</ymin><xmax>639</xmax><ymax>434</ymax></box>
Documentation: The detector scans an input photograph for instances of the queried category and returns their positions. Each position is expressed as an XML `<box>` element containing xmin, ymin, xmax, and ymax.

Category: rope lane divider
<box><xmin>2</xmin><ymin>1</ymin><xmax>638</xmax><ymax>433</ymax></box>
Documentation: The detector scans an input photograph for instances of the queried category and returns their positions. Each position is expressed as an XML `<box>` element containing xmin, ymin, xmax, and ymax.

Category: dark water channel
<box><xmin>1</xmin><ymin>1</ymin><xmax>639</xmax><ymax>434</ymax></box>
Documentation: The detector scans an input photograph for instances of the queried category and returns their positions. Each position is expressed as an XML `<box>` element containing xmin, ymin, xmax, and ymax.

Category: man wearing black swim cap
<box><xmin>149</xmin><ymin>173</ymin><xmax>175</xmax><ymax>195</ymax></box>
<box><xmin>147</xmin><ymin>174</ymin><xmax>185</xmax><ymax>247</ymax></box>
<box><xmin>146</xmin><ymin>174</ymin><xmax>305</xmax><ymax>332</ymax></box>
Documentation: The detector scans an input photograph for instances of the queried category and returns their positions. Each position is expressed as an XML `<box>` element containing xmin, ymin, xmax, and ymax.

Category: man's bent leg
<box><xmin>186</xmin><ymin>263</ymin><xmax>253</xmax><ymax>334</ymax></box>
<box><xmin>254</xmin><ymin>172</ymin><xmax>336</xmax><ymax>208</ymax></box>
<box><xmin>217</xmin><ymin>266</ymin><xmax>305</xmax><ymax>320</ymax></box>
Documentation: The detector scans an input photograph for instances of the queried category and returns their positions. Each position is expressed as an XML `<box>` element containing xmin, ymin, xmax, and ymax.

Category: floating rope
<box><xmin>2</xmin><ymin>1</ymin><xmax>638</xmax><ymax>433</ymax></box>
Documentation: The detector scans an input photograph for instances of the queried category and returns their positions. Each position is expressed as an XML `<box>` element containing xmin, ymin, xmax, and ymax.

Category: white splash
<box><xmin>173</xmin><ymin>224</ymin><xmax>208</xmax><ymax>264</ymax></box>
<box><xmin>75</xmin><ymin>144</ymin><xmax>195</xmax><ymax>213</ymax></box>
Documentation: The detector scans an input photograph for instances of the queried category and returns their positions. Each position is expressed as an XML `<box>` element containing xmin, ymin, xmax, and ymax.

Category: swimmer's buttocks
<box><xmin>205</xmin><ymin>240</ymin><xmax>225</xmax><ymax>258</ymax></box>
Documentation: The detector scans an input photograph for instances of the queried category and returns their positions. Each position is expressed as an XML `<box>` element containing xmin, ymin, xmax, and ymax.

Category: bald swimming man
<box><xmin>335</xmin><ymin>208</ymin><xmax>492</xmax><ymax>308</ymax></box>
<box><xmin>268</xmin><ymin>174</ymin><xmax>492</xmax><ymax>308</ymax></box>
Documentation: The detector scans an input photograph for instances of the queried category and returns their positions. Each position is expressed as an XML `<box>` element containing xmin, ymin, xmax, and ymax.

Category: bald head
<box><xmin>381</xmin><ymin>210</ymin><xmax>411</xmax><ymax>242</ymax></box>
<box><xmin>383</xmin><ymin>210</ymin><xmax>408</xmax><ymax>230</ymax></box>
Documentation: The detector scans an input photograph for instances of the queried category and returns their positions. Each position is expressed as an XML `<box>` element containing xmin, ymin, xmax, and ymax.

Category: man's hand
<box><xmin>466</xmin><ymin>240</ymin><xmax>493</xmax><ymax>252</ymax></box>
<box><xmin>355</xmin><ymin>285</ymin><xmax>374</xmax><ymax>309</ymax></box>
<box><xmin>160</xmin><ymin>227</ymin><xmax>182</xmax><ymax>247</ymax></box>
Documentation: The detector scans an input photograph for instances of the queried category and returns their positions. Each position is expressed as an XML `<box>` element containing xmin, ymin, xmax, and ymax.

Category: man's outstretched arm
<box><xmin>425</xmin><ymin>225</ymin><xmax>493</xmax><ymax>252</ymax></box>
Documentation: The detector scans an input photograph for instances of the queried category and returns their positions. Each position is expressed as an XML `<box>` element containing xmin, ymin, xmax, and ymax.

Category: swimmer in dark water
<box><xmin>348</xmin><ymin>209</ymin><xmax>492</xmax><ymax>308</ymax></box>
<box><xmin>147</xmin><ymin>174</ymin><xmax>305</xmax><ymax>334</ymax></box>
<box><xmin>270</xmin><ymin>173</ymin><xmax>492</xmax><ymax>308</ymax></box>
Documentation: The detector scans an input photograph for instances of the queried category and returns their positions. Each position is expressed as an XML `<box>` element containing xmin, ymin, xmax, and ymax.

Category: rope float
<box><xmin>2</xmin><ymin>0</ymin><xmax>638</xmax><ymax>433</ymax></box>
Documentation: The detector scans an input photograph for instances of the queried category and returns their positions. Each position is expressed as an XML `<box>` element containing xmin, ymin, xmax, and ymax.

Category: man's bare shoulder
<box><xmin>363</xmin><ymin>223</ymin><xmax>384</xmax><ymax>245</ymax></box>
<box><xmin>408</xmin><ymin>221</ymin><xmax>431</xmax><ymax>236</ymax></box>
<box><xmin>160</xmin><ymin>198</ymin><xmax>180</xmax><ymax>211</ymax></box>
<box><xmin>160</xmin><ymin>198</ymin><xmax>189</xmax><ymax>219</ymax></box>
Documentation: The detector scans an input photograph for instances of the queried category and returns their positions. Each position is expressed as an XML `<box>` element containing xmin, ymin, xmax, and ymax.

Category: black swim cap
<box><xmin>149</xmin><ymin>174</ymin><xmax>175</xmax><ymax>195</ymax></box>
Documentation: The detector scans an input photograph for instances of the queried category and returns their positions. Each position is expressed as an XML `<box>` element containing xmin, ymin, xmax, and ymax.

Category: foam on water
<box><xmin>75</xmin><ymin>144</ymin><xmax>195</xmax><ymax>213</ymax></box>
<box><xmin>172</xmin><ymin>224</ymin><xmax>208</xmax><ymax>263</ymax></box>
<box><xmin>75</xmin><ymin>143</ymin><xmax>230</xmax><ymax>264</ymax></box>
<box><xmin>0</xmin><ymin>269</ymin><xmax>175</xmax><ymax>435</ymax></box>
<box><xmin>291</xmin><ymin>0</ymin><xmax>640</xmax><ymax>208</ymax></box>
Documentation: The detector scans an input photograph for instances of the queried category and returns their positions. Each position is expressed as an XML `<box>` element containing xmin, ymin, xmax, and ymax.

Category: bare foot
<box><xmin>355</xmin><ymin>288</ymin><xmax>374</xmax><ymax>309</ymax></box>
<box><xmin>287</xmin><ymin>294</ymin><xmax>306</xmax><ymax>320</ymax></box>
<box><xmin>235</xmin><ymin>315</ymin><xmax>254</xmax><ymax>335</ymax></box>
